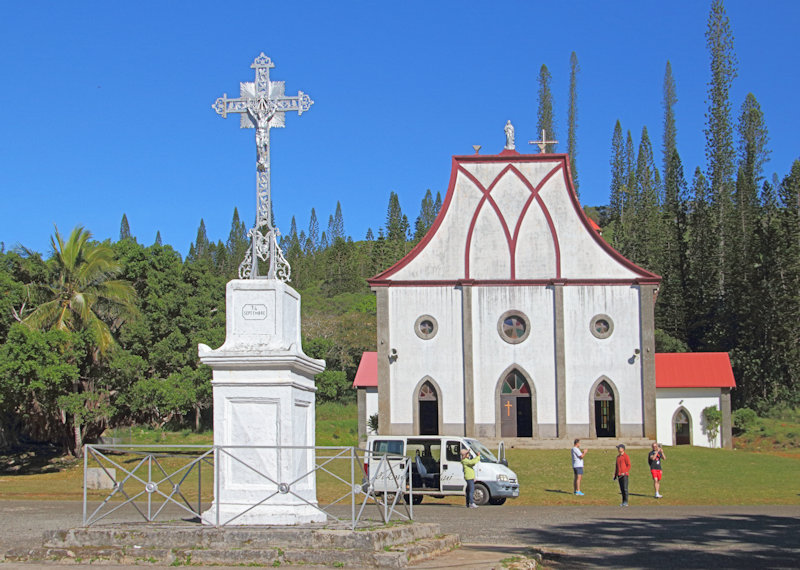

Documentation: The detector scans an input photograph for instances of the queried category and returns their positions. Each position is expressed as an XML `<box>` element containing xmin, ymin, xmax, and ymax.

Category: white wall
<box><xmin>387</xmin><ymin>286</ymin><xmax>464</xmax><ymax>425</ymax></box>
<box><xmin>656</xmin><ymin>388</ymin><xmax>722</xmax><ymax>448</ymax></box>
<box><xmin>365</xmin><ymin>388</ymin><xmax>378</xmax><ymax>434</ymax></box>
<box><xmin>563</xmin><ymin>286</ymin><xmax>643</xmax><ymax>426</ymax></box>
<box><xmin>471</xmin><ymin>286</ymin><xmax>556</xmax><ymax>425</ymax></box>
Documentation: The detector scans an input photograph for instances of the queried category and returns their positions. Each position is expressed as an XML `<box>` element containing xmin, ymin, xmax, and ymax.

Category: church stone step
<box><xmin>483</xmin><ymin>437</ymin><xmax>655</xmax><ymax>450</ymax></box>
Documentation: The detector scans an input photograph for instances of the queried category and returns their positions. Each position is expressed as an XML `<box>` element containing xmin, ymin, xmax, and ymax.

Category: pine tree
<box><xmin>704</xmin><ymin>0</ymin><xmax>738</xmax><ymax>298</ymax></box>
<box><xmin>633</xmin><ymin>126</ymin><xmax>662</xmax><ymax>270</ymax></box>
<box><xmin>609</xmin><ymin>120</ymin><xmax>625</xmax><ymax>223</ymax></box>
<box><xmin>657</xmin><ymin>150</ymin><xmax>689</xmax><ymax>340</ymax></box>
<box><xmin>433</xmin><ymin>192</ymin><xmax>443</xmax><ymax>217</ymax></box>
<box><xmin>615</xmin><ymin>130</ymin><xmax>637</xmax><ymax>259</ymax></box>
<box><xmin>307</xmin><ymin>209</ymin><xmax>319</xmax><ymax>254</ymax></box>
<box><xmin>625</xmin><ymin>130</ymin><xmax>637</xmax><ymax>211</ymax></box>
<box><xmin>225</xmin><ymin>208</ymin><xmax>249</xmax><ymax>276</ymax></box>
<box><xmin>567</xmin><ymin>52</ymin><xmax>579</xmax><ymax>195</ymax></box>
<box><xmin>414</xmin><ymin>189</ymin><xmax>436</xmax><ymax>242</ymax></box>
<box><xmin>685</xmin><ymin>167</ymin><xmax>718</xmax><ymax>350</ymax></box>
<box><xmin>188</xmin><ymin>219</ymin><xmax>210</xmax><ymax>261</ymax></box>
<box><xmin>386</xmin><ymin>192</ymin><xmax>406</xmax><ymax>242</ymax></box>
<box><xmin>320</xmin><ymin>231</ymin><xmax>329</xmax><ymax>251</ymax></box>
<box><xmin>154</xmin><ymin>231</ymin><xmax>162</xmax><ymax>246</ymax></box>
<box><xmin>537</xmin><ymin>64</ymin><xmax>557</xmax><ymax>152</ymax></box>
<box><xmin>365</xmin><ymin>228</ymin><xmax>374</xmax><ymax>241</ymax></box>
<box><xmin>662</xmin><ymin>61</ymin><xmax>678</xmax><ymax>183</ymax></box>
<box><xmin>332</xmin><ymin>201</ymin><xmax>345</xmax><ymax>242</ymax></box>
<box><xmin>119</xmin><ymin>214</ymin><xmax>131</xmax><ymax>241</ymax></box>
<box><xmin>326</xmin><ymin>215</ymin><xmax>335</xmax><ymax>243</ymax></box>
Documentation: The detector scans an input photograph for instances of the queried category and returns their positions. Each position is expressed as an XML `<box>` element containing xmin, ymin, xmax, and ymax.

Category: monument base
<box><xmin>13</xmin><ymin>521</ymin><xmax>461</xmax><ymax>568</ymax></box>
<box><xmin>201</xmin><ymin>502</ymin><xmax>326</xmax><ymax>526</ymax></box>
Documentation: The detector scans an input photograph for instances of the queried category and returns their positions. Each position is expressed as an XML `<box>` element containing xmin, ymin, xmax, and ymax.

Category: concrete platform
<box><xmin>5</xmin><ymin>521</ymin><xmax>459</xmax><ymax>568</ymax></box>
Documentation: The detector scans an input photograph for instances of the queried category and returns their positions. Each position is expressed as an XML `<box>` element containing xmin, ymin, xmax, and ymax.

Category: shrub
<box><xmin>368</xmin><ymin>413</ymin><xmax>379</xmax><ymax>434</ymax></box>
<box><xmin>315</xmin><ymin>370</ymin><xmax>355</xmax><ymax>404</ymax></box>
<box><xmin>703</xmin><ymin>406</ymin><xmax>722</xmax><ymax>443</ymax></box>
<box><xmin>732</xmin><ymin>407</ymin><xmax>759</xmax><ymax>435</ymax></box>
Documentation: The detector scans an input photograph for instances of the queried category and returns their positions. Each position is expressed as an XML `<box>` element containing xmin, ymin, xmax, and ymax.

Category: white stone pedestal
<box><xmin>198</xmin><ymin>279</ymin><xmax>326</xmax><ymax>525</ymax></box>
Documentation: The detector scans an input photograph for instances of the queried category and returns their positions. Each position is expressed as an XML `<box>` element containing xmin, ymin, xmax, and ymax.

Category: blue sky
<box><xmin>1</xmin><ymin>1</ymin><xmax>798</xmax><ymax>257</ymax></box>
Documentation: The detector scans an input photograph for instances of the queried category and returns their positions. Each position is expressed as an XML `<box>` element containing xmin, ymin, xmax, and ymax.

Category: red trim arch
<box><xmin>368</xmin><ymin>153</ymin><xmax>661</xmax><ymax>286</ymax></box>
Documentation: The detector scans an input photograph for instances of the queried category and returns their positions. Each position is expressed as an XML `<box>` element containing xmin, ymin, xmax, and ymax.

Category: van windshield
<box><xmin>465</xmin><ymin>439</ymin><xmax>498</xmax><ymax>463</ymax></box>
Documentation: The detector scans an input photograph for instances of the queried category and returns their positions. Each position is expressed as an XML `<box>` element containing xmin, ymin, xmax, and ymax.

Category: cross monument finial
<box><xmin>528</xmin><ymin>129</ymin><xmax>559</xmax><ymax>153</ymax></box>
<box><xmin>213</xmin><ymin>53</ymin><xmax>314</xmax><ymax>281</ymax></box>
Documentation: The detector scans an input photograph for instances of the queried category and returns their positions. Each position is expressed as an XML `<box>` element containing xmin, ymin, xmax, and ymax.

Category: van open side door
<box><xmin>439</xmin><ymin>439</ymin><xmax>467</xmax><ymax>493</ymax></box>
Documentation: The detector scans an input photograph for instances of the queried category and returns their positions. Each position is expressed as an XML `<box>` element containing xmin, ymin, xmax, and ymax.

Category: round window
<box><xmin>497</xmin><ymin>310</ymin><xmax>531</xmax><ymax>344</ymax></box>
<box><xmin>414</xmin><ymin>315</ymin><xmax>438</xmax><ymax>340</ymax></box>
<box><xmin>590</xmin><ymin>314</ymin><xmax>614</xmax><ymax>339</ymax></box>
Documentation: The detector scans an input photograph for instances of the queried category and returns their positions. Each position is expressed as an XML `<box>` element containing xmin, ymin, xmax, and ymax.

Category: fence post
<box><xmin>215</xmin><ymin>446</ymin><xmax>220</xmax><ymax>527</ymax></box>
<box><xmin>82</xmin><ymin>446</ymin><xmax>88</xmax><ymax>526</ymax></box>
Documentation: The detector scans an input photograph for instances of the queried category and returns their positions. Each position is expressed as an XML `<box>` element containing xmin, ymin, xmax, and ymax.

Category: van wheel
<box><xmin>473</xmin><ymin>483</ymin><xmax>490</xmax><ymax>506</ymax></box>
<box><xmin>403</xmin><ymin>494</ymin><xmax>424</xmax><ymax>505</ymax></box>
<box><xmin>489</xmin><ymin>497</ymin><xmax>507</xmax><ymax>505</ymax></box>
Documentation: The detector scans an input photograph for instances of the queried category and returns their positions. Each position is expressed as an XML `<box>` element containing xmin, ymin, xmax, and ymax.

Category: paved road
<box><xmin>2</xmin><ymin>501</ymin><xmax>799</xmax><ymax>568</ymax></box>
<box><xmin>411</xmin><ymin>504</ymin><xmax>800</xmax><ymax>568</ymax></box>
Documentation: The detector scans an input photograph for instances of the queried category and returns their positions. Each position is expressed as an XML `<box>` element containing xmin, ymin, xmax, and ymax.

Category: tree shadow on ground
<box><xmin>512</xmin><ymin>513</ymin><xmax>800</xmax><ymax>568</ymax></box>
<box><xmin>0</xmin><ymin>443</ymin><xmax>73</xmax><ymax>475</ymax></box>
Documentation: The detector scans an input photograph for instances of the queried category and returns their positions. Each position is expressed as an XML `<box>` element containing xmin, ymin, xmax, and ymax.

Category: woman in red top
<box><xmin>614</xmin><ymin>444</ymin><xmax>631</xmax><ymax>506</ymax></box>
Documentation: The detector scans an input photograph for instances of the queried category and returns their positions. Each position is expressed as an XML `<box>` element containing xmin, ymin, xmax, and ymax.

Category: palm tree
<box><xmin>25</xmin><ymin>225</ymin><xmax>137</xmax><ymax>354</ymax></box>
<box><xmin>24</xmin><ymin>225</ymin><xmax>137</xmax><ymax>454</ymax></box>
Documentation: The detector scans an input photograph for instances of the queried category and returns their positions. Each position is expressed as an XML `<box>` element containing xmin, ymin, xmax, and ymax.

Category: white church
<box><xmin>354</xmin><ymin>130</ymin><xmax>735</xmax><ymax>448</ymax></box>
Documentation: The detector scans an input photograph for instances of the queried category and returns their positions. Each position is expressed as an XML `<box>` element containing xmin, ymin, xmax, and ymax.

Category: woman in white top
<box><xmin>572</xmin><ymin>439</ymin><xmax>587</xmax><ymax>496</ymax></box>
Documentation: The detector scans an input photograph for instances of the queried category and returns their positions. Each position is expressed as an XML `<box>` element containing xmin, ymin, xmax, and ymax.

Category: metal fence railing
<box><xmin>82</xmin><ymin>444</ymin><xmax>413</xmax><ymax>529</ymax></box>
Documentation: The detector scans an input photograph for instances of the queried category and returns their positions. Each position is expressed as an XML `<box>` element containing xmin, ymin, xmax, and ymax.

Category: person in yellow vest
<box><xmin>460</xmin><ymin>447</ymin><xmax>481</xmax><ymax>508</ymax></box>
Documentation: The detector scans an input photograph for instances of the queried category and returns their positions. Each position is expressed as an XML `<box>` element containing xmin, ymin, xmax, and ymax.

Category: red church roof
<box><xmin>352</xmin><ymin>351</ymin><xmax>378</xmax><ymax>388</ymax></box>
<box><xmin>655</xmin><ymin>352</ymin><xmax>736</xmax><ymax>389</ymax></box>
<box><xmin>352</xmin><ymin>351</ymin><xmax>736</xmax><ymax>390</ymax></box>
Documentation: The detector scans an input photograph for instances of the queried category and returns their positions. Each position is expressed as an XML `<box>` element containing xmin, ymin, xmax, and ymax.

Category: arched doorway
<box><xmin>500</xmin><ymin>370</ymin><xmax>533</xmax><ymax>437</ymax></box>
<box><xmin>418</xmin><ymin>381</ymin><xmax>438</xmax><ymax>435</ymax></box>
<box><xmin>594</xmin><ymin>380</ymin><xmax>616</xmax><ymax>437</ymax></box>
<box><xmin>673</xmin><ymin>408</ymin><xmax>691</xmax><ymax>445</ymax></box>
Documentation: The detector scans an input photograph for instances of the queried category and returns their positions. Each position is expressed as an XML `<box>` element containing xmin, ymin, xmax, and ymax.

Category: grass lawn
<box><xmin>507</xmin><ymin>445</ymin><xmax>800</xmax><ymax>506</ymax></box>
<box><xmin>1</xmin><ymin>402</ymin><xmax>798</xmax><ymax>506</ymax></box>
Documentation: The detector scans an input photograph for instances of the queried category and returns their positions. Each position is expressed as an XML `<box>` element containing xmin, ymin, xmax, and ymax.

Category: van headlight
<box><xmin>496</xmin><ymin>474</ymin><xmax>509</xmax><ymax>482</ymax></box>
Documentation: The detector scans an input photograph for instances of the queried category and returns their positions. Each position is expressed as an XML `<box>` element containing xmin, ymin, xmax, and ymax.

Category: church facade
<box><xmin>367</xmin><ymin>147</ymin><xmax>663</xmax><ymax>441</ymax></box>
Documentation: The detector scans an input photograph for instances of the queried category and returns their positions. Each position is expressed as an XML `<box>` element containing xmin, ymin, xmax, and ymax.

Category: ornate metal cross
<box><xmin>528</xmin><ymin>129</ymin><xmax>558</xmax><ymax>154</ymax></box>
<box><xmin>213</xmin><ymin>53</ymin><xmax>314</xmax><ymax>280</ymax></box>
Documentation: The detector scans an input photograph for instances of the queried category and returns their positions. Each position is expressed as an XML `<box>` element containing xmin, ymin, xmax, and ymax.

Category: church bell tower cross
<box><xmin>213</xmin><ymin>53</ymin><xmax>314</xmax><ymax>280</ymax></box>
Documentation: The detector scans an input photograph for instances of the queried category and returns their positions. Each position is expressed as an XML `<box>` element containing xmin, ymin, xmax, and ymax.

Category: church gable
<box><xmin>370</xmin><ymin>152</ymin><xmax>659</xmax><ymax>285</ymax></box>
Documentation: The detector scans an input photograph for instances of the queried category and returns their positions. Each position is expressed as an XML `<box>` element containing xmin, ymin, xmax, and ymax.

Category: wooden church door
<box><xmin>594</xmin><ymin>380</ymin><xmax>615</xmax><ymax>437</ymax></box>
<box><xmin>500</xmin><ymin>371</ymin><xmax>532</xmax><ymax>437</ymax></box>
<box><xmin>418</xmin><ymin>381</ymin><xmax>438</xmax><ymax>435</ymax></box>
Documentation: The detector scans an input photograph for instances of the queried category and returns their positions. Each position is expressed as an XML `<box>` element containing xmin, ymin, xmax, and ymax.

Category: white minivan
<box><xmin>365</xmin><ymin>435</ymin><xmax>519</xmax><ymax>505</ymax></box>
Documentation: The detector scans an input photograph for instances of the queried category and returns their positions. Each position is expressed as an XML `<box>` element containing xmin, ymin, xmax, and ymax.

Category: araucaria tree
<box><xmin>704</xmin><ymin>0</ymin><xmax>738</xmax><ymax>299</ymax></box>
<box><xmin>567</xmin><ymin>52</ymin><xmax>580</xmax><ymax>196</ymax></box>
<box><xmin>537</xmin><ymin>64</ymin><xmax>557</xmax><ymax>153</ymax></box>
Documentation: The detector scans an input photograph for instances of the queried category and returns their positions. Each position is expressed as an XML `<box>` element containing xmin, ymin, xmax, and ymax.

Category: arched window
<box><xmin>594</xmin><ymin>380</ymin><xmax>615</xmax><ymax>437</ymax></box>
